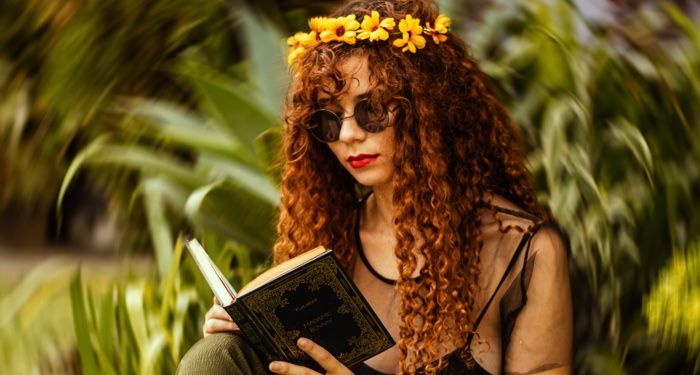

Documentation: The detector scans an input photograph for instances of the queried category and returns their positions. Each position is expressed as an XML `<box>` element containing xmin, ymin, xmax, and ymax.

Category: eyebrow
<box><xmin>317</xmin><ymin>91</ymin><xmax>371</xmax><ymax>106</ymax></box>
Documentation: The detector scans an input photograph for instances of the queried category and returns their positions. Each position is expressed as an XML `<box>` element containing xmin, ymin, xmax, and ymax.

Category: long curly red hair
<box><xmin>274</xmin><ymin>0</ymin><xmax>543</xmax><ymax>373</ymax></box>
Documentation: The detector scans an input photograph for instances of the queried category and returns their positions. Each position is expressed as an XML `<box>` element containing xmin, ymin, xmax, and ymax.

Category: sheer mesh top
<box><xmin>348</xmin><ymin>194</ymin><xmax>573</xmax><ymax>374</ymax></box>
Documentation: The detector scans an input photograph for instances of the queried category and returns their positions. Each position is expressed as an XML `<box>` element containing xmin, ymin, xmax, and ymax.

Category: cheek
<box><xmin>326</xmin><ymin>144</ymin><xmax>345</xmax><ymax>163</ymax></box>
<box><xmin>379</xmin><ymin>130</ymin><xmax>397</xmax><ymax>158</ymax></box>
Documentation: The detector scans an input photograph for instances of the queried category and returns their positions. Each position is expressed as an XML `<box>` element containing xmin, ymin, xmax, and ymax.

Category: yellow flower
<box><xmin>425</xmin><ymin>14</ymin><xmax>451</xmax><ymax>44</ymax></box>
<box><xmin>300</xmin><ymin>31</ymin><xmax>319</xmax><ymax>48</ymax></box>
<box><xmin>319</xmin><ymin>15</ymin><xmax>360</xmax><ymax>44</ymax></box>
<box><xmin>287</xmin><ymin>32</ymin><xmax>316</xmax><ymax>65</ymax></box>
<box><xmin>308</xmin><ymin>17</ymin><xmax>326</xmax><ymax>34</ymax></box>
<box><xmin>287</xmin><ymin>47</ymin><xmax>304</xmax><ymax>65</ymax></box>
<box><xmin>433</xmin><ymin>14</ymin><xmax>451</xmax><ymax>34</ymax></box>
<box><xmin>358</xmin><ymin>11</ymin><xmax>396</xmax><ymax>41</ymax></box>
<box><xmin>392</xmin><ymin>15</ymin><xmax>426</xmax><ymax>53</ymax></box>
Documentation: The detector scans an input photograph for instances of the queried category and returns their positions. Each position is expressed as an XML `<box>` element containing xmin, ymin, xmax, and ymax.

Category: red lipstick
<box><xmin>347</xmin><ymin>154</ymin><xmax>379</xmax><ymax>168</ymax></box>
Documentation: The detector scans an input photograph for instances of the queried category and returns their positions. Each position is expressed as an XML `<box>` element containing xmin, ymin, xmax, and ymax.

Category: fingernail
<box><xmin>297</xmin><ymin>338</ymin><xmax>309</xmax><ymax>349</ymax></box>
<box><xmin>269</xmin><ymin>362</ymin><xmax>281</xmax><ymax>372</ymax></box>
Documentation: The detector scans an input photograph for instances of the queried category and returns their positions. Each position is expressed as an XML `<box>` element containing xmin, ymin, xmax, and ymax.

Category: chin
<box><xmin>348</xmin><ymin>169</ymin><xmax>392</xmax><ymax>188</ymax></box>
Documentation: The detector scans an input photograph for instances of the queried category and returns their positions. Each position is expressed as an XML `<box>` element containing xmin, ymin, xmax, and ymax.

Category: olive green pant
<box><xmin>176</xmin><ymin>333</ymin><xmax>273</xmax><ymax>375</ymax></box>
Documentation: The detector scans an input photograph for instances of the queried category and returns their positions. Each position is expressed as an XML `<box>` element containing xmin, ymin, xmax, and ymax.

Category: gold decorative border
<box><xmin>244</xmin><ymin>256</ymin><xmax>390</xmax><ymax>363</ymax></box>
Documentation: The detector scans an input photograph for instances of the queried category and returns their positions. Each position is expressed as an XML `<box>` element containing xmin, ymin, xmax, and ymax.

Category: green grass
<box><xmin>0</xmin><ymin>256</ymin><xmax>153</xmax><ymax>374</ymax></box>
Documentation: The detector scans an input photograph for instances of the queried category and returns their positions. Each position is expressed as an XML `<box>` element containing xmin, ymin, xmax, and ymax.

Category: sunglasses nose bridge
<box><xmin>335</xmin><ymin>109</ymin><xmax>367</xmax><ymax>143</ymax></box>
<box><xmin>337</xmin><ymin>112</ymin><xmax>356</xmax><ymax>122</ymax></box>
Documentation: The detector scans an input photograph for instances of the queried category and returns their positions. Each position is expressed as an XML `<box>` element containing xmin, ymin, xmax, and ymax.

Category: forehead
<box><xmin>317</xmin><ymin>55</ymin><xmax>371</xmax><ymax>100</ymax></box>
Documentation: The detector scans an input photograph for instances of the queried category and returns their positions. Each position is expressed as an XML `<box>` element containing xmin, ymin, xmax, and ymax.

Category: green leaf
<box><xmin>254</xmin><ymin>127</ymin><xmax>284</xmax><ymax>186</ymax></box>
<box><xmin>125</xmin><ymin>282</ymin><xmax>149</xmax><ymax>356</ymax></box>
<box><xmin>662</xmin><ymin>2</ymin><xmax>700</xmax><ymax>53</ymax></box>
<box><xmin>171</xmin><ymin>289</ymin><xmax>196</xmax><ymax>362</ymax></box>
<box><xmin>236</xmin><ymin>2</ymin><xmax>287</xmax><ymax>116</ymax></box>
<box><xmin>59</xmin><ymin>140</ymin><xmax>205</xmax><ymax>219</ymax></box>
<box><xmin>180</xmin><ymin>66</ymin><xmax>277</xmax><ymax>157</ymax></box>
<box><xmin>140</xmin><ymin>178</ymin><xmax>182</xmax><ymax>277</ymax></box>
<box><xmin>124</xmin><ymin>98</ymin><xmax>245</xmax><ymax>159</ymax></box>
<box><xmin>198</xmin><ymin>153</ymin><xmax>279</xmax><ymax>206</ymax></box>
<box><xmin>0</xmin><ymin>258</ymin><xmax>72</xmax><ymax>328</ymax></box>
<box><xmin>69</xmin><ymin>271</ymin><xmax>99</xmax><ymax>375</ymax></box>
<box><xmin>540</xmin><ymin>96</ymin><xmax>571</xmax><ymax>187</ymax></box>
<box><xmin>140</xmin><ymin>331</ymin><xmax>167</xmax><ymax>375</ymax></box>
<box><xmin>609</xmin><ymin>118</ymin><xmax>654</xmax><ymax>187</ymax></box>
<box><xmin>185</xmin><ymin>180</ymin><xmax>277</xmax><ymax>253</ymax></box>
<box><xmin>161</xmin><ymin>234</ymin><xmax>185</xmax><ymax>322</ymax></box>
<box><xmin>96</xmin><ymin>291</ymin><xmax>117</xmax><ymax>375</ymax></box>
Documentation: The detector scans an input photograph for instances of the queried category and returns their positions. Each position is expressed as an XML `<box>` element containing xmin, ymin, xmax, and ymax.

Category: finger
<box><xmin>213</xmin><ymin>296</ymin><xmax>221</xmax><ymax>306</ymax></box>
<box><xmin>205</xmin><ymin>305</ymin><xmax>232</xmax><ymax>321</ymax></box>
<box><xmin>296</xmin><ymin>338</ymin><xmax>350</xmax><ymax>374</ymax></box>
<box><xmin>268</xmin><ymin>361</ymin><xmax>320</xmax><ymax>375</ymax></box>
<box><xmin>203</xmin><ymin>318</ymin><xmax>240</xmax><ymax>336</ymax></box>
<box><xmin>203</xmin><ymin>319</ymin><xmax>239</xmax><ymax>336</ymax></box>
<box><xmin>204</xmin><ymin>305</ymin><xmax>214</xmax><ymax>320</ymax></box>
<box><xmin>211</xmin><ymin>305</ymin><xmax>233</xmax><ymax>321</ymax></box>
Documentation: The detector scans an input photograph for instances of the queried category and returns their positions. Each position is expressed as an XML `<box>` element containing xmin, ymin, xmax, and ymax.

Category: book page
<box><xmin>185</xmin><ymin>238</ymin><xmax>236</xmax><ymax>305</ymax></box>
<box><xmin>238</xmin><ymin>246</ymin><xmax>327</xmax><ymax>296</ymax></box>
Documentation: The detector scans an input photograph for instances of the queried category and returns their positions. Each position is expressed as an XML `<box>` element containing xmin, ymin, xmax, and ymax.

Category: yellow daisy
<box><xmin>287</xmin><ymin>32</ymin><xmax>316</xmax><ymax>65</ymax></box>
<box><xmin>319</xmin><ymin>15</ymin><xmax>360</xmax><ymax>44</ymax></box>
<box><xmin>358</xmin><ymin>11</ymin><xmax>396</xmax><ymax>41</ymax></box>
<box><xmin>433</xmin><ymin>14</ymin><xmax>451</xmax><ymax>34</ymax></box>
<box><xmin>308</xmin><ymin>17</ymin><xmax>326</xmax><ymax>34</ymax></box>
<box><xmin>425</xmin><ymin>14</ymin><xmax>452</xmax><ymax>44</ymax></box>
<box><xmin>307</xmin><ymin>17</ymin><xmax>325</xmax><ymax>46</ymax></box>
<box><xmin>392</xmin><ymin>15</ymin><xmax>426</xmax><ymax>53</ymax></box>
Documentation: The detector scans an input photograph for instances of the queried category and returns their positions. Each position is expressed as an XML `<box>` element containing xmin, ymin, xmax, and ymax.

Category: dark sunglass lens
<box><xmin>355</xmin><ymin>99</ymin><xmax>388</xmax><ymax>133</ymax></box>
<box><xmin>309</xmin><ymin>110</ymin><xmax>341</xmax><ymax>142</ymax></box>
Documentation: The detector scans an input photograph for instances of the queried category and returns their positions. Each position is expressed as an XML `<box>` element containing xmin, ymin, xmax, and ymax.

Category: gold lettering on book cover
<box><xmin>245</xmin><ymin>257</ymin><xmax>389</xmax><ymax>363</ymax></box>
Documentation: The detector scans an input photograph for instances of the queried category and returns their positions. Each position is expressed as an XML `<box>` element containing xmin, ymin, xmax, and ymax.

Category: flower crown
<box><xmin>287</xmin><ymin>11</ymin><xmax>452</xmax><ymax>66</ymax></box>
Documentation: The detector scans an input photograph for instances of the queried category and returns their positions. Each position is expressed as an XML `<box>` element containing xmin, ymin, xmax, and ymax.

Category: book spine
<box><xmin>225</xmin><ymin>302</ymin><xmax>282</xmax><ymax>364</ymax></box>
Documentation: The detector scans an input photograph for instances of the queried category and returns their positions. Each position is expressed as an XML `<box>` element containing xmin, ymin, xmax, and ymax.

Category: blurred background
<box><xmin>1</xmin><ymin>0</ymin><xmax>698</xmax><ymax>373</ymax></box>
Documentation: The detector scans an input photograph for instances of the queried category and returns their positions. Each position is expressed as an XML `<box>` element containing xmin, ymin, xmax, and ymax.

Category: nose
<box><xmin>336</xmin><ymin>110</ymin><xmax>367</xmax><ymax>143</ymax></box>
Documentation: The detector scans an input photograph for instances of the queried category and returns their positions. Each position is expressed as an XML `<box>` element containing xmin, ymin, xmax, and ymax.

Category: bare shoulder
<box><xmin>530</xmin><ymin>224</ymin><xmax>568</xmax><ymax>260</ymax></box>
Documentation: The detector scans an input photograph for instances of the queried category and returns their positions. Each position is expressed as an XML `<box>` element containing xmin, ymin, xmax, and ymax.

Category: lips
<box><xmin>347</xmin><ymin>154</ymin><xmax>379</xmax><ymax>168</ymax></box>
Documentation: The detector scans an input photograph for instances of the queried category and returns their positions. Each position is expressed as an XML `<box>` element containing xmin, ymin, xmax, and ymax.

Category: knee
<box><xmin>177</xmin><ymin>333</ymin><xmax>263</xmax><ymax>375</ymax></box>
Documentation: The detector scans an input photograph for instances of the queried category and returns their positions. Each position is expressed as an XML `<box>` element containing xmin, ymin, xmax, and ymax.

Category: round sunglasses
<box><xmin>307</xmin><ymin>98</ymin><xmax>398</xmax><ymax>143</ymax></box>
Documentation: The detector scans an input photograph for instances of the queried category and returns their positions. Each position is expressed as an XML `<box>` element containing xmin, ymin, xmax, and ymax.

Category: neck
<box><xmin>369</xmin><ymin>181</ymin><xmax>394</xmax><ymax>229</ymax></box>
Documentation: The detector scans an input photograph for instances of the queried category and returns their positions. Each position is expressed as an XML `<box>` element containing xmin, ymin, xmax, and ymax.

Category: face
<box><xmin>317</xmin><ymin>55</ymin><xmax>397</xmax><ymax>189</ymax></box>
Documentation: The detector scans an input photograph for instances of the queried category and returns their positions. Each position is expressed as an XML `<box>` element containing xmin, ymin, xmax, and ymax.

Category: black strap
<box><xmin>355</xmin><ymin>208</ymin><xmax>399</xmax><ymax>285</ymax></box>
<box><xmin>354</xmin><ymin>192</ymin><xmax>422</xmax><ymax>284</ymax></box>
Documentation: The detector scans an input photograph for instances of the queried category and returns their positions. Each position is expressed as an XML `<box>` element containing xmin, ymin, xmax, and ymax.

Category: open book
<box><xmin>185</xmin><ymin>238</ymin><xmax>394</xmax><ymax>370</ymax></box>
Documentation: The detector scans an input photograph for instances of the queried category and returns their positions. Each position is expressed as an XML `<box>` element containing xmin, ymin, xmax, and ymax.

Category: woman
<box><xmin>178</xmin><ymin>0</ymin><xmax>573</xmax><ymax>374</ymax></box>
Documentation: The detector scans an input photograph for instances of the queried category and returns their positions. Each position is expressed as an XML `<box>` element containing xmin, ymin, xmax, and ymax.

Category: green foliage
<box><xmin>68</xmin><ymin>235</ymin><xmax>267</xmax><ymax>374</ymax></box>
<box><xmin>0</xmin><ymin>257</ymin><xmax>156</xmax><ymax>374</ymax></box>
<box><xmin>0</xmin><ymin>0</ymin><xmax>251</xmax><ymax>244</ymax></box>
<box><xmin>69</xmin><ymin>236</ymin><xmax>199</xmax><ymax>375</ymax></box>
<box><xmin>645</xmin><ymin>240</ymin><xmax>700</xmax><ymax>368</ymax></box>
<box><xmin>0</xmin><ymin>260</ymin><xmax>77</xmax><ymax>374</ymax></box>
<box><xmin>60</xmin><ymin>6</ymin><xmax>287</xmax><ymax>373</ymax></box>
<box><xmin>58</xmin><ymin>2</ymin><xmax>287</xmax><ymax>274</ymax></box>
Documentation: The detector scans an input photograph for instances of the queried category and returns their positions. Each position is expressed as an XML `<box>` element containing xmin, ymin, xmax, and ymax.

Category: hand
<box><xmin>203</xmin><ymin>297</ymin><xmax>240</xmax><ymax>337</ymax></box>
<box><xmin>268</xmin><ymin>337</ymin><xmax>353</xmax><ymax>375</ymax></box>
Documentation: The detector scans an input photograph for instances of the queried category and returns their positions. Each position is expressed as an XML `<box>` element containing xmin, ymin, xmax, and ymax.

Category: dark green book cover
<box><xmin>224</xmin><ymin>249</ymin><xmax>394</xmax><ymax>370</ymax></box>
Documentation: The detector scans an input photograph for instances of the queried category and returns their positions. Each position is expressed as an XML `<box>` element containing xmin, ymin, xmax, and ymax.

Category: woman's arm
<box><xmin>504</xmin><ymin>226</ymin><xmax>573</xmax><ymax>375</ymax></box>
